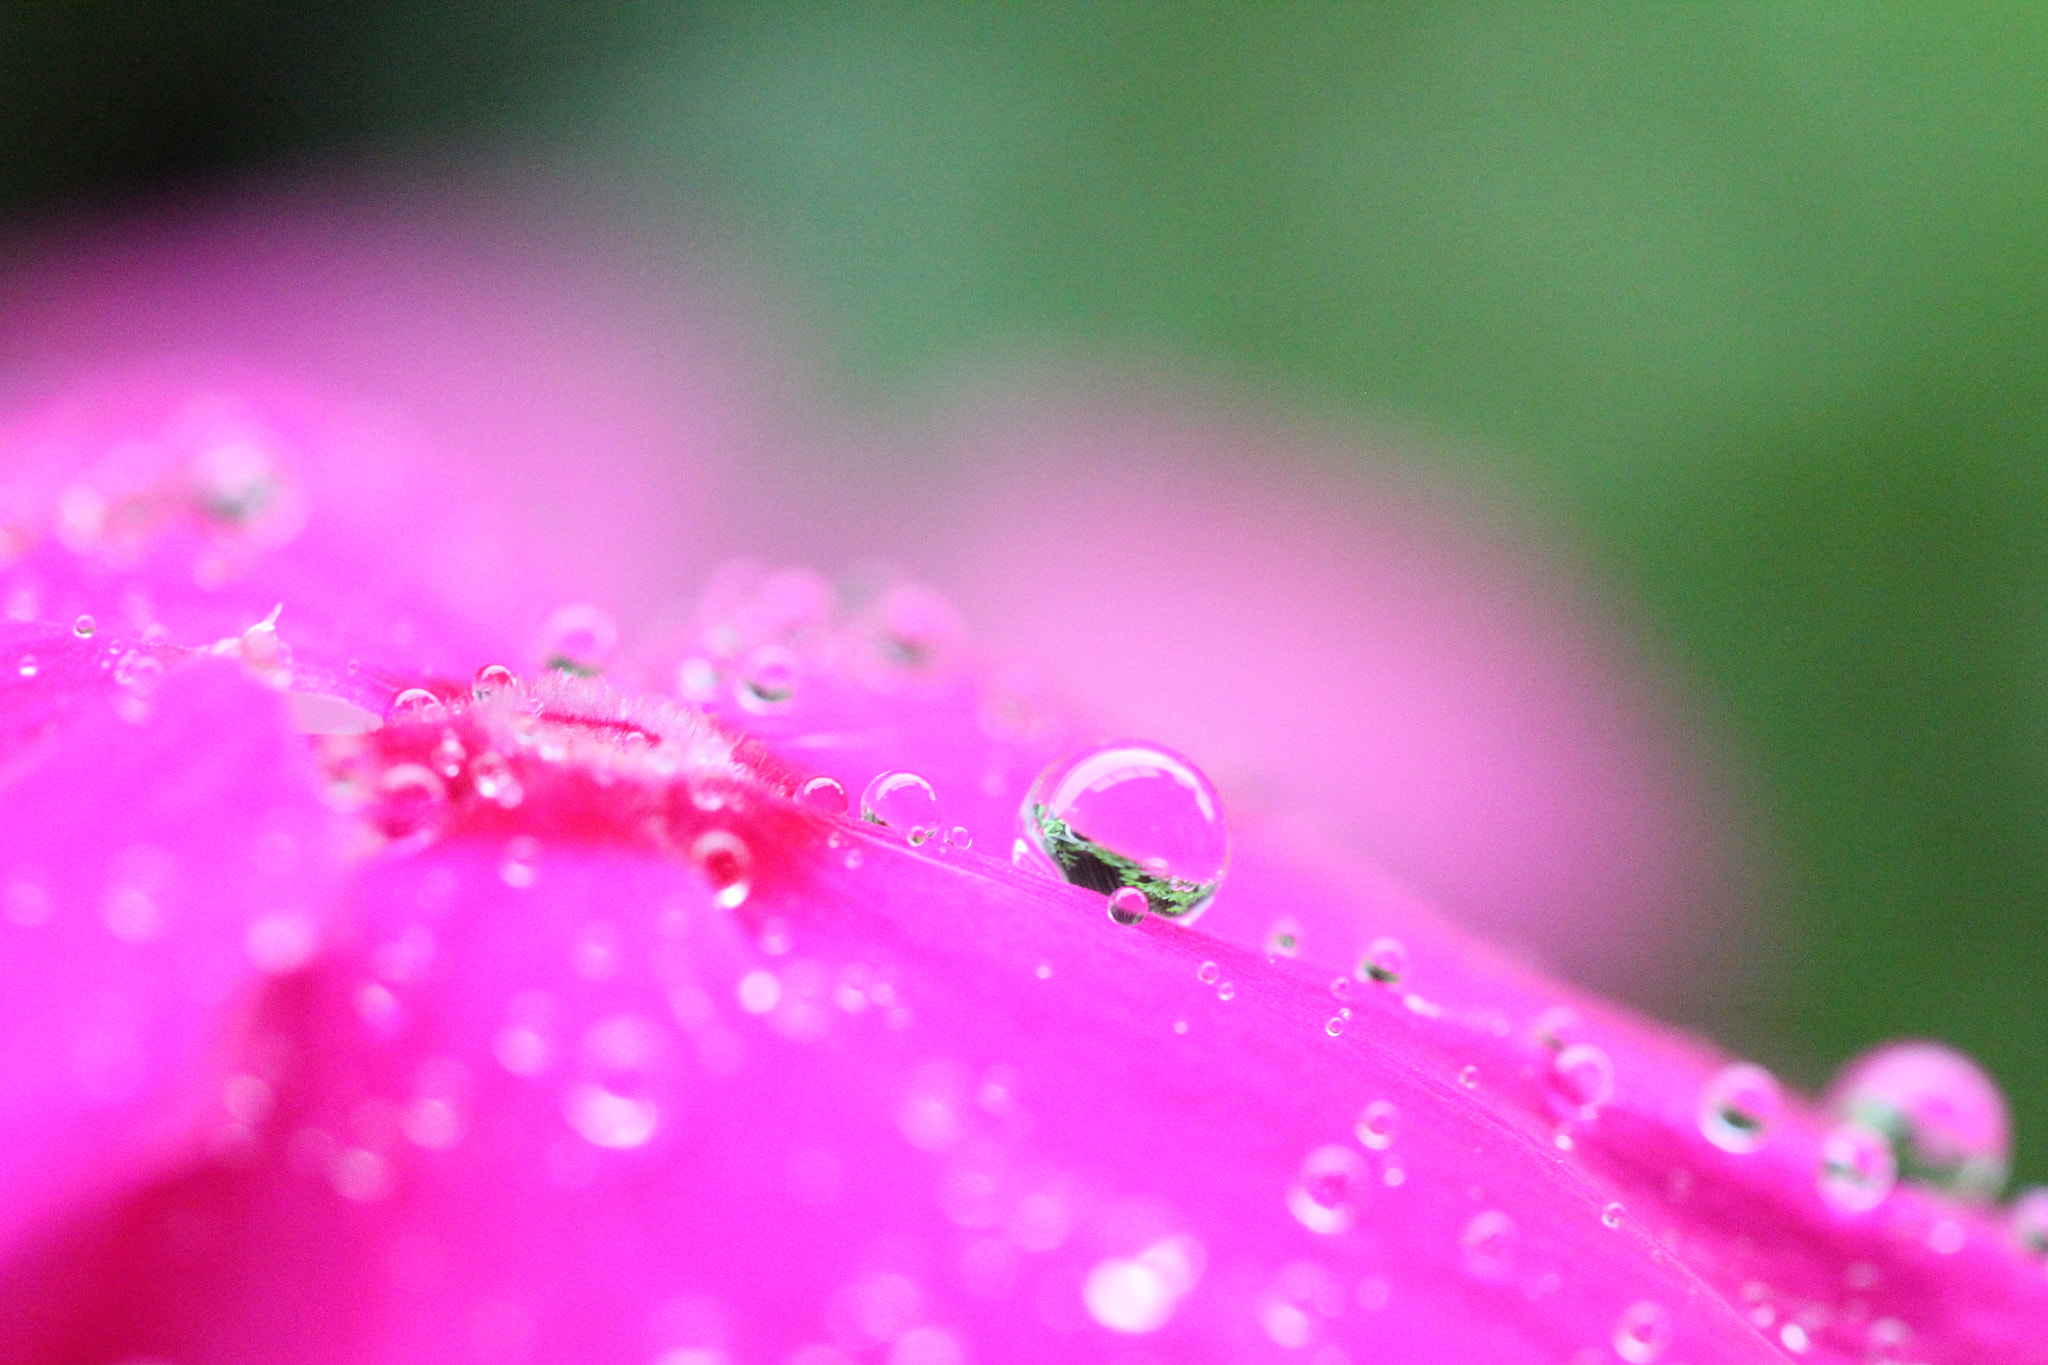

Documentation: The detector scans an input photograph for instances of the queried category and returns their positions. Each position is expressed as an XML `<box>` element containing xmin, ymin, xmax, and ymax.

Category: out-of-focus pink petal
<box><xmin>0</xmin><ymin>645</ymin><xmax>335</xmax><ymax>1260</ymax></box>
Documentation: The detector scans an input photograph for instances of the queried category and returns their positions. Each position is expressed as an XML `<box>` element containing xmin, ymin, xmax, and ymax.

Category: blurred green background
<box><xmin>7</xmin><ymin>3</ymin><xmax>2048</xmax><ymax>1179</ymax></box>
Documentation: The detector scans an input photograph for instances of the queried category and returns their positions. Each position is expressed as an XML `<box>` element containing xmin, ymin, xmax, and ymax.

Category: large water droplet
<box><xmin>1015</xmin><ymin>741</ymin><xmax>1228</xmax><ymax>923</ymax></box>
<box><xmin>735</xmin><ymin>644</ymin><xmax>798</xmax><ymax>714</ymax></box>
<box><xmin>389</xmin><ymin>687</ymin><xmax>442</xmax><ymax>722</ymax></box>
<box><xmin>1819</xmin><ymin>1121</ymin><xmax>1898</xmax><ymax>1214</ymax></box>
<box><xmin>1287</xmin><ymin>1145</ymin><xmax>1369</xmax><ymax>1234</ymax></box>
<box><xmin>1107</xmin><ymin>886</ymin><xmax>1151</xmax><ymax>926</ymax></box>
<box><xmin>1698</xmin><ymin>1062</ymin><xmax>1782</xmax><ymax>1154</ymax></box>
<box><xmin>800</xmin><ymin>775</ymin><xmax>849</xmax><ymax>814</ymax></box>
<box><xmin>71</xmin><ymin>614</ymin><xmax>95</xmax><ymax>639</ymax></box>
<box><xmin>1825</xmin><ymin>1040</ymin><xmax>2011</xmax><ymax>1201</ymax></box>
<box><xmin>1612</xmin><ymin>1301</ymin><xmax>1674</xmax><ymax>1363</ymax></box>
<box><xmin>862</xmin><ymin>771</ymin><xmax>940</xmax><ymax>837</ymax></box>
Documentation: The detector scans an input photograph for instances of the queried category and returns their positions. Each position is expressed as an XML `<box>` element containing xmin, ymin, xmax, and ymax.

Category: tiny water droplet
<box><xmin>1825</xmin><ymin>1040</ymin><xmax>2010</xmax><ymax>1200</ymax></box>
<box><xmin>538</xmin><ymin>603</ymin><xmax>617</xmax><ymax>673</ymax></box>
<box><xmin>377</xmin><ymin>763</ymin><xmax>448</xmax><ymax>839</ymax></box>
<box><xmin>1548</xmin><ymin>1043</ymin><xmax>1617</xmax><ymax>1121</ymax></box>
<box><xmin>1196</xmin><ymin>961</ymin><xmax>1220</xmax><ymax>985</ymax></box>
<box><xmin>800</xmin><ymin>775</ymin><xmax>849</xmax><ymax>814</ymax></box>
<box><xmin>1601</xmin><ymin>1201</ymin><xmax>1625</xmax><ymax>1229</ymax></box>
<box><xmin>1699</xmin><ymin>1062</ymin><xmax>1782</xmax><ymax>1154</ymax></box>
<box><xmin>71</xmin><ymin>614</ymin><xmax>95</xmax><ymax>639</ymax></box>
<box><xmin>946</xmin><ymin>825</ymin><xmax>973</xmax><ymax>850</ymax></box>
<box><xmin>1819</xmin><ymin>1121</ymin><xmax>1897</xmax><ymax>1213</ymax></box>
<box><xmin>735</xmin><ymin>644</ymin><xmax>798</xmax><ymax>714</ymax></box>
<box><xmin>1357</xmin><ymin>937</ymin><xmax>1408</xmax><ymax>986</ymax></box>
<box><xmin>472</xmin><ymin>663</ymin><xmax>518</xmax><ymax>699</ymax></box>
<box><xmin>862</xmin><ymin>770</ymin><xmax>939</xmax><ymax>834</ymax></box>
<box><xmin>16</xmin><ymin>654</ymin><xmax>36</xmax><ymax>678</ymax></box>
<box><xmin>1016</xmin><ymin>740</ymin><xmax>1228</xmax><ymax>924</ymax></box>
<box><xmin>1324</xmin><ymin>1015</ymin><xmax>1346</xmax><ymax>1037</ymax></box>
<box><xmin>1355</xmin><ymin>1099</ymin><xmax>1399</xmax><ymax>1150</ymax></box>
<box><xmin>1612</xmin><ymin>1301</ymin><xmax>1673</xmax><ymax>1363</ymax></box>
<box><xmin>1216</xmin><ymin>981</ymin><xmax>1237</xmax><ymax>1002</ymax></box>
<box><xmin>1329</xmin><ymin>977</ymin><xmax>1351</xmax><ymax>1000</ymax></box>
<box><xmin>468</xmin><ymin>750</ymin><xmax>522</xmax><ymax>808</ymax></box>
<box><xmin>1458</xmin><ymin>1065</ymin><xmax>1480</xmax><ymax>1089</ymax></box>
<box><xmin>1107</xmin><ymin>886</ymin><xmax>1151</xmax><ymax>926</ymax></box>
<box><xmin>690</xmin><ymin>830</ymin><xmax>753</xmax><ymax>909</ymax></box>
<box><xmin>432</xmin><ymin>730</ymin><xmax>466</xmax><ymax>778</ymax></box>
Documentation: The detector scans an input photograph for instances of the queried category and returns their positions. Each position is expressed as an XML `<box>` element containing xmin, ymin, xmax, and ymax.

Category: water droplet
<box><xmin>1196</xmin><ymin>960</ymin><xmax>1220</xmax><ymax>985</ymax></box>
<box><xmin>1699</xmin><ymin>1062</ymin><xmax>1782</xmax><ymax>1154</ymax></box>
<box><xmin>1287</xmin><ymin>1145</ymin><xmax>1370</xmax><ymax>1234</ymax></box>
<box><xmin>539</xmin><ymin>604</ymin><xmax>617</xmax><ymax>674</ymax></box>
<box><xmin>114</xmin><ymin>650</ymin><xmax>164</xmax><ymax>691</ymax></box>
<box><xmin>1458</xmin><ymin>1065</ymin><xmax>1480</xmax><ymax>1089</ymax></box>
<box><xmin>946</xmin><ymin>825</ymin><xmax>973</xmax><ymax>850</ymax></box>
<box><xmin>472</xmin><ymin>663</ymin><xmax>518</xmax><ymax>699</ymax></box>
<box><xmin>1083</xmin><ymin>1257</ymin><xmax>1177</xmax><ymax>1334</ymax></box>
<box><xmin>564</xmin><ymin>1083</ymin><xmax>658</xmax><ymax>1149</ymax></box>
<box><xmin>1355</xmin><ymin>1100</ymin><xmax>1399</xmax><ymax>1150</ymax></box>
<box><xmin>1016</xmin><ymin>740</ymin><xmax>1228</xmax><ymax>923</ymax></box>
<box><xmin>500</xmin><ymin>836</ymin><xmax>540</xmax><ymax>889</ymax></box>
<box><xmin>735</xmin><ymin>644</ymin><xmax>798</xmax><ymax>714</ymax></box>
<box><xmin>377</xmin><ymin>763</ymin><xmax>447</xmax><ymax>839</ymax></box>
<box><xmin>16</xmin><ymin>654</ymin><xmax>36</xmax><ymax>678</ymax></box>
<box><xmin>1612</xmin><ymin>1301</ymin><xmax>1673</xmax><ymax>1363</ymax></box>
<box><xmin>1459</xmin><ymin>1210</ymin><xmax>1519</xmax><ymax>1283</ymax></box>
<box><xmin>388</xmin><ymin>687</ymin><xmax>441</xmax><ymax>721</ymax></box>
<box><xmin>2010</xmin><ymin>1186</ymin><xmax>2048</xmax><ymax>1257</ymax></box>
<box><xmin>800</xmin><ymin>776</ymin><xmax>848</xmax><ymax>814</ymax></box>
<box><xmin>862</xmin><ymin>770</ymin><xmax>939</xmax><ymax>836</ymax></box>
<box><xmin>1323</xmin><ymin>1015</ymin><xmax>1345</xmax><ymax>1037</ymax></box>
<box><xmin>1548</xmin><ymin>1043</ymin><xmax>1617</xmax><ymax>1121</ymax></box>
<box><xmin>1819</xmin><ymin>1121</ymin><xmax>1897</xmax><ymax>1213</ymax></box>
<box><xmin>1601</xmin><ymin>1201</ymin><xmax>1625</xmax><ymax>1229</ymax></box>
<box><xmin>1216</xmin><ymin>981</ymin><xmax>1237</xmax><ymax>1002</ymax></box>
<box><xmin>468</xmin><ymin>750</ymin><xmax>522</xmax><ymax>808</ymax></box>
<box><xmin>1265</xmin><ymin>917</ymin><xmax>1302</xmax><ymax>957</ymax></box>
<box><xmin>1825</xmin><ymin>1040</ymin><xmax>2010</xmax><ymax>1200</ymax></box>
<box><xmin>1107</xmin><ymin>885</ymin><xmax>1150</xmax><ymax>926</ymax></box>
<box><xmin>690</xmin><ymin>830</ymin><xmax>753</xmax><ymax>909</ymax></box>
<box><xmin>71</xmin><ymin>614</ymin><xmax>95</xmax><ymax>639</ymax></box>
<box><xmin>1357</xmin><ymin>937</ymin><xmax>1408</xmax><ymax>986</ymax></box>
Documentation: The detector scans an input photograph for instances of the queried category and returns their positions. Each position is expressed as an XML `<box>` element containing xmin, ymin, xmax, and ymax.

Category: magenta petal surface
<box><xmin>0</xmin><ymin>646</ymin><xmax>334</xmax><ymax>1259</ymax></box>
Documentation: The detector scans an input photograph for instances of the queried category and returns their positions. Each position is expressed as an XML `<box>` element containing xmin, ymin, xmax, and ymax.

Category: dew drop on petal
<box><xmin>389</xmin><ymin>687</ymin><xmax>441</xmax><ymax>722</ymax></box>
<box><xmin>472</xmin><ymin>663</ymin><xmax>518</xmax><ymax>699</ymax></box>
<box><xmin>563</xmin><ymin>1083</ymin><xmax>658</xmax><ymax>1149</ymax></box>
<box><xmin>689</xmin><ymin>830</ymin><xmax>754</xmax><ymax>910</ymax></box>
<box><xmin>1459</xmin><ymin>1210</ymin><xmax>1519</xmax><ymax>1283</ymax></box>
<box><xmin>1357</xmin><ymin>937</ymin><xmax>1408</xmax><ymax>986</ymax></box>
<box><xmin>1083</xmin><ymin>1258</ymin><xmax>1177</xmax><ymax>1334</ymax></box>
<box><xmin>1825</xmin><ymin>1039</ymin><xmax>2011</xmax><ymax>1200</ymax></box>
<box><xmin>1216</xmin><ymin>981</ymin><xmax>1236</xmax><ymax>1002</ymax></box>
<box><xmin>799</xmin><ymin>776</ymin><xmax>848</xmax><ymax>814</ymax></box>
<box><xmin>1107</xmin><ymin>886</ymin><xmax>1151</xmax><ymax>926</ymax></box>
<box><xmin>1548</xmin><ymin>1043</ymin><xmax>1617</xmax><ymax>1121</ymax></box>
<box><xmin>1265</xmin><ymin>917</ymin><xmax>1302</xmax><ymax>957</ymax></box>
<box><xmin>1458</xmin><ymin>1065</ymin><xmax>1480</xmax><ymax>1089</ymax></box>
<box><xmin>1818</xmin><ymin>1122</ymin><xmax>1898</xmax><ymax>1214</ymax></box>
<box><xmin>1355</xmin><ymin>1100</ymin><xmax>1399</xmax><ymax>1151</ymax></box>
<box><xmin>1612</xmin><ymin>1301</ymin><xmax>1674</xmax><ymax>1363</ymax></box>
<box><xmin>1324</xmin><ymin>1015</ymin><xmax>1346</xmax><ymax>1037</ymax></box>
<box><xmin>1602</xmin><ymin>1201</ymin><xmax>1625</xmax><ymax>1229</ymax></box>
<box><xmin>2009</xmin><ymin>1186</ymin><xmax>2048</xmax><ymax>1257</ymax></box>
<box><xmin>377</xmin><ymin>763</ymin><xmax>448</xmax><ymax>839</ymax></box>
<box><xmin>71</xmin><ymin>613</ymin><xmax>95</xmax><ymax>639</ymax></box>
<box><xmin>1016</xmin><ymin>740</ymin><xmax>1228</xmax><ymax>924</ymax></box>
<box><xmin>1699</xmin><ymin>1062</ymin><xmax>1782</xmax><ymax>1154</ymax></box>
<box><xmin>469</xmin><ymin>750</ymin><xmax>522</xmax><ymax>808</ymax></box>
<box><xmin>17</xmin><ymin>654</ymin><xmax>36</xmax><ymax>678</ymax></box>
<box><xmin>1288</xmin><ymin>1145</ymin><xmax>1370</xmax><ymax>1234</ymax></box>
<box><xmin>946</xmin><ymin>825</ymin><xmax>972</xmax><ymax>850</ymax></box>
<box><xmin>539</xmin><ymin>603</ymin><xmax>618</xmax><ymax>674</ymax></box>
<box><xmin>1196</xmin><ymin>960</ymin><xmax>1220</xmax><ymax>985</ymax></box>
<box><xmin>735</xmin><ymin>644</ymin><xmax>798</xmax><ymax>714</ymax></box>
<box><xmin>862</xmin><ymin>771</ymin><xmax>939</xmax><ymax>835</ymax></box>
